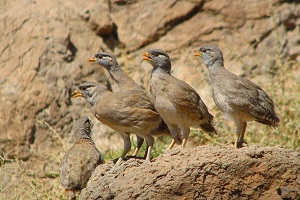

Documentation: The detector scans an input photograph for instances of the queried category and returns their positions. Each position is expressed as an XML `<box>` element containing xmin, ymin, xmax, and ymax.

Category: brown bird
<box><xmin>88</xmin><ymin>52</ymin><xmax>180</xmax><ymax>156</ymax></box>
<box><xmin>72</xmin><ymin>82</ymin><xmax>162</xmax><ymax>164</ymax></box>
<box><xmin>194</xmin><ymin>44</ymin><xmax>280</xmax><ymax>148</ymax></box>
<box><xmin>60</xmin><ymin>117</ymin><xmax>104</xmax><ymax>199</ymax></box>
<box><xmin>143</xmin><ymin>49</ymin><xmax>217</xmax><ymax>149</ymax></box>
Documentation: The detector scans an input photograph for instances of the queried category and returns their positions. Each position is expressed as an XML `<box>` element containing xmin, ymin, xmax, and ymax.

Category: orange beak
<box><xmin>88</xmin><ymin>57</ymin><xmax>96</xmax><ymax>62</ymax></box>
<box><xmin>193</xmin><ymin>49</ymin><xmax>202</xmax><ymax>57</ymax></box>
<box><xmin>142</xmin><ymin>53</ymin><xmax>152</xmax><ymax>61</ymax></box>
<box><xmin>72</xmin><ymin>90</ymin><xmax>83</xmax><ymax>98</ymax></box>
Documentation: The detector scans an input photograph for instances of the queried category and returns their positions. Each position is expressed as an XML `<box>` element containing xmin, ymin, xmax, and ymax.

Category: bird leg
<box><xmin>167</xmin><ymin>127</ymin><xmax>179</xmax><ymax>150</ymax></box>
<box><xmin>132</xmin><ymin>135</ymin><xmax>144</xmax><ymax>157</ymax></box>
<box><xmin>116</xmin><ymin>134</ymin><xmax>131</xmax><ymax>165</ymax></box>
<box><xmin>142</xmin><ymin>143</ymin><xmax>149</xmax><ymax>159</ymax></box>
<box><xmin>144</xmin><ymin>135</ymin><xmax>154</xmax><ymax>162</ymax></box>
<box><xmin>181</xmin><ymin>127</ymin><xmax>190</xmax><ymax>148</ymax></box>
<box><xmin>167</xmin><ymin>139</ymin><xmax>176</xmax><ymax>150</ymax></box>
<box><xmin>234</xmin><ymin>120</ymin><xmax>247</xmax><ymax>149</ymax></box>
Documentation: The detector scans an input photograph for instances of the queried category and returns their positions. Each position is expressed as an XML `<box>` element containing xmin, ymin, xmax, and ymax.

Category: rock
<box><xmin>80</xmin><ymin>145</ymin><xmax>300</xmax><ymax>199</ymax></box>
<box><xmin>110</xmin><ymin>0</ymin><xmax>203</xmax><ymax>51</ymax></box>
<box><xmin>88</xmin><ymin>0</ymin><xmax>114</xmax><ymax>36</ymax></box>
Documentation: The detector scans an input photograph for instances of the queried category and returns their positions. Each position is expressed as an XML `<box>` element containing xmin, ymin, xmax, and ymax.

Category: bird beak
<box><xmin>193</xmin><ymin>49</ymin><xmax>202</xmax><ymax>57</ymax></box>
<box><xmin>143</xmin><ymin>53</ymin><xmax>151</xmax><ymax>61</ymax></box>
<box><xmin>72</xmin><ymin>90</ymin><xmax>83</xmax><ymax>98</ymax></box>
<box><xmin>88</xmin><ymin>57</ymin><xmax>96</xmax><ymax>62</ymax></box>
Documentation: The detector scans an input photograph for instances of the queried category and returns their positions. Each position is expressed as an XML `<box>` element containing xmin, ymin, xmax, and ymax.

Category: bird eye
<box><xmin>202</xmin><ymin>49</ymin><xmax>207</xmax><ymax>53</ymax></box>
<box><xmin>96</xmin><ymin>55</ymin><xmax>103</xmax><ymax>59</ymax></box>
<box><xmin>154</xmin><ymin>53</ymin><xmax>159</xmax><ymax>57</ymax></box>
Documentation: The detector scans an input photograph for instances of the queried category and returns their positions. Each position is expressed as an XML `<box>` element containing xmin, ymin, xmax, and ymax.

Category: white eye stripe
<box><xmin>103</xmin><ymin>56</ymin><xmax>111</xmax><ymax>59</ymax></box>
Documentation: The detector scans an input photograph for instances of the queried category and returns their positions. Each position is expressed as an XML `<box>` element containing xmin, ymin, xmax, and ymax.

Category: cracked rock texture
<box><xmin>80</xmin><ymin>145</ymin><xmax>300</xmax><ymax>200</ymax></box>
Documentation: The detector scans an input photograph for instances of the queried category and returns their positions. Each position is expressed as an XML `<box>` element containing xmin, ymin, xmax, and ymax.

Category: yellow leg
<box><xmin>167</xmin><ymin>139</ymin><xmax>176</xmax><ymax>150</ymax></box>
<box><xmin>145</xmin><ymin>146</ymin><xmax>152</xmax><ymax>162</ymax></box>
<box><xmin>235</xmin><ymin>121</ymin><xmax>247</xmax><ymax>149</ymax></box>
<box><xmin>181</xmin><ymin>138</ymin><xmax>187</xmax><ymax>148</ymax></box>
<box><xmin>132</xmin><ymin>148</ymin><xmax>139</xmax><ymax>157</ymax></box>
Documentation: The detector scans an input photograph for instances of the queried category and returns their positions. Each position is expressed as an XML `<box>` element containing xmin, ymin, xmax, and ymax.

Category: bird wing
<box><xmin>212</xmin><ymin>71</ymin><xmax>279</xmax><ymax>126</ymax></box>
<box><xmin>163</xmin><ymin>75</ymin><xmax>211</xmax><ymax>121</ymax></box>
<box><xmin>92</xmin><ymin>91</ymin><xmax>160</xmax><ymax>131</ymax></box>
<box><xmin>60</xmin><ymin>141</ymin><xmax>102</xmax><ymax>189</ymax></box>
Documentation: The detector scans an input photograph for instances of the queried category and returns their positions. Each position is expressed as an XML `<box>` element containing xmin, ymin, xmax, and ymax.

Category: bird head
<box><xmin>72</xmin><ymin>82</ymin><xmax>108</xmax><ymax>106</ymax></box>
<box><xmin>194</xmin><ymin>44</ymin><xmax>224</xmax><ymax>67</ymax></box>
<box><xmin>143</xmin><ymin>49</ymin><xmax>171</xmax><ymax>72</ymax></box>
<box><xmin>73</xmin><ymin>117</ymin><xmax>93</xmax><ymax>140</ymax></box>
<box><xmin>88</xmin><ymin>52</ymin><xmax>119</xmax><ymax>71</ymax></box>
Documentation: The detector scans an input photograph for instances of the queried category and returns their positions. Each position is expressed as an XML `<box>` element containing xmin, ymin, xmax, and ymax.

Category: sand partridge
<box><xmin>72</xmin><ymin>82</ymin><xmax>163</xmax><ymax>164</ymax></box>
<box><xmin>60</xmin><ymin>117</ymin><xmax>104</xmax><ymax>199</ymax></box>
<box><xmin>143</xmin><ymin>49</ymin><xmax>217</xmax><ymax>149</ymax></box>
<box><xmin>88</xmin><ymin>52</ymin><xmax>180</xmax><ymax>156</ymax></box>
<box><xmin>194</xmin><ymin>44</ymin><xmax>280</xmax><ymax>148</ymax></box>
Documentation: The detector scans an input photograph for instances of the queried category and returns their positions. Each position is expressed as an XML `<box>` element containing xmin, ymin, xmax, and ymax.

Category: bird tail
<box><xmin>200</xmin><ymin>122</ymin><xmax>218</xmax><ymax>136</ymax></box>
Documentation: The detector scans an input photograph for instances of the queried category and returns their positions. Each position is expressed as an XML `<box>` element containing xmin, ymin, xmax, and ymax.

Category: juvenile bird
<box><xmin>60</xmin><ymin>117</ymin><xmax>104</xmax><ymax>199</ymax></box>
<box><xmin>88</xmin><ymin>52</ymin><xmax>180</xmax><ymax>156</ymax></box>
<box><xmin>143</xmin><ymin>49</ymin><xmax>217</xmax><ymax>149</ymax></box>
<box><xmin>72</xmin><ymin>82</ymin><xmax>161</xmax><ymax>164</ymax></box>
<box><xmin>194</xmin><ymin>44</ymin><xmax>280</xmax><ymax>148</ymax></box>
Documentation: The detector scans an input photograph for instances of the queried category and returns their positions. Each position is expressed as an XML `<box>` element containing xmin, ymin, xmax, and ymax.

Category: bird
<box><xmin>72</xmin><ymin>82</ymin><xmax>163</xmax><ymax>165</ymax></box>
<box><xmin>143</xmin><ymin>49</ymin><xmax>217</xmax><ymax>149</ymax></box>
<box><xmin>194</xmin><ymin>44</ymin><xmax>280</xmax><ymax>148</ymax></box>
<box><xmin>88</xmin><ymin>52</ymin><xmax>180</xmax><ymax>156</ymax></box>
<box><xmin>60</xmin><ymin>117</ymin><xmax>104</xmax><ymax>199</ymax></box>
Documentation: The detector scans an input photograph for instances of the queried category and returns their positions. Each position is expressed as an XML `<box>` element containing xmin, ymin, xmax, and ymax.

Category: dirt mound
<box><xmin>81</xmin><ymin>145</ymin><xmax>300</xmax><ymax>200</ymax></box>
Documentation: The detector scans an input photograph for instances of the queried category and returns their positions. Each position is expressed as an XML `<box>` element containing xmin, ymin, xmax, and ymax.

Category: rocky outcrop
<box><xmin>81</xmin><ymin>145</ymin><xmax>300</xmax><ymax>200</ymax></box>
<box><xmin>0</xmin><ymin>1</ymin><xmax>299</xmax><ymax>198</ymax></box>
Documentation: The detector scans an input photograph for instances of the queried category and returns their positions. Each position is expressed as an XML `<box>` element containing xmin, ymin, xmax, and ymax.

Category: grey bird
<box><xmin>72</xmin><ymin>82</ymin><xmax>162</xmax><ymax>165</ymax></box>
<box><xmin>143</xmin><ymin>49</ymin><xmax>217</xmax><ymax>149</ymax></box>
<box><xmin>194</xmin><ymin>44</ymin><xmax>280</xmax><ymax>148</ymax></box>
<box><xmin>60</xmin><ymin>117</ymin><xmax>104</xmax><ymax>199</ymax></box>
<box><xmin>88</xmin><ymin>52</ymin><xmax>180</xmax><ymax>157</ymax></box>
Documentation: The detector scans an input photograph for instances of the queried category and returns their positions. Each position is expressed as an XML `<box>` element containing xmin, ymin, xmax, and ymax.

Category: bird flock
<box><xmin>60</xmin><ymin>44</ymin><xmax>280</xmax><ymax>198</ymax></box>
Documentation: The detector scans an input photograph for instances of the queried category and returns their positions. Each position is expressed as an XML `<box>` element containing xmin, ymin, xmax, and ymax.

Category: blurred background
<box><xmin>0</xmin><ymin>0</ymin><xmax>299</xmax><ymax>199</ymax></box>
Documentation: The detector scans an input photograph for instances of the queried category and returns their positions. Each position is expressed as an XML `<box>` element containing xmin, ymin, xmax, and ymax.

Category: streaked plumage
<box><xmin>143</xmin><ymin>49</ymin><xmax>217</xmax><ymax>149</ymax></box>
<box><xmin>194</xmin><ymin>44</ymin><xmax>280</xmax><ymax>148</ymax></box>
<box><xmin>72</xmin><ymin>82</ymin><xmax>162</xmax><ymax>164</ymax></box>
<box><xmin>60</xmin><ymin>117</ymin><xmax>104</xmax><ymax>199</ymax></box>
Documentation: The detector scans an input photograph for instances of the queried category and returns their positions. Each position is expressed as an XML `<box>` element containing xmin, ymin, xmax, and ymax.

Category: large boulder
<box><xmin>81</xmin><ymin>145</ymin><xmax>300</xmax><ymax>200</ymax></box>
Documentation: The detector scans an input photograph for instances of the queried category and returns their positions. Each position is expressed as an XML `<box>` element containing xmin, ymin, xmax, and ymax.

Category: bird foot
<box><xmin>226</xmin><ymin>141</ymin><xmax>248</xmax><ymax>149</ymax></box>
<box><xmin>115</xmin><ymin>157</ymin><xmax>123</xmax><ymax>166</ymax></box>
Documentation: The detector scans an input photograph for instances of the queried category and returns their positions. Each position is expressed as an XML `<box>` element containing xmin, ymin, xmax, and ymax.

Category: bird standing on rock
<box><xmin>143</xmin><ymin>49</ymin><xmax>217</xmax><ymax>149</ymax></box>
<box><xmin>88</xmin><ymin>52</ymin><xmax>180</xmax><ymax>157</ymax></box>
<box><xmin>194</xmin><ymin>44</ymin><xmax>280</xmax><ymax>148</ymax></box>
<box><xmin>72</xmin><ymin>82</ymin><xmax>162</xmax><ymax>165</ymax></box>
<box><xmin>60</xmin><ymin>117</ymin><xmax>104</xmax><ymax>200</ymax></box>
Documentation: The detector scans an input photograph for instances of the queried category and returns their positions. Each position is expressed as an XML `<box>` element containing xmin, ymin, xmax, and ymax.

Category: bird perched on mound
<box><xmin>60</xmin><ymin>117</ymin><xmax>104</xmax><ymax>199</ymax></box>
<box><xmin>194</xmin><ymin>44</ymin><xmax>280</xmax><ymax>148</ymax></box>
<box><xmin>88</xmin><ymin>52</ymin><xmax>180</xmax><ymax>156</ymax></box>
<box><xmin>72</xmin><ymin>82</ymin><xmax>163</xmax><ymax>165</ymax></box>
<box><xmin>143</xmin><ymin>49</ymin><xmax>217</xmax><ymax>149</ymax></box>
